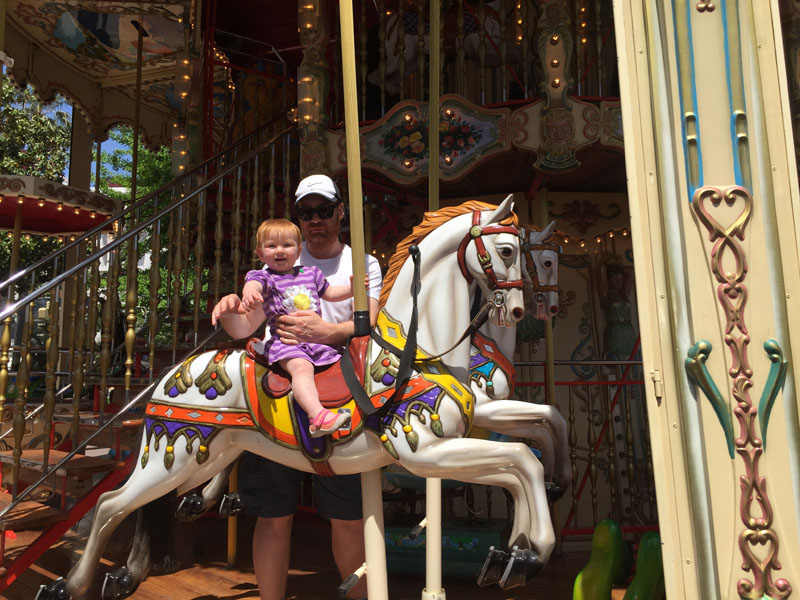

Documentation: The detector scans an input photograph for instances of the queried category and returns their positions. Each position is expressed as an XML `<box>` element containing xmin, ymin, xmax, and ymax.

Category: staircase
<box><xmin>0</xmin><ymin>115</ymin><xmax>299</xmax><ymax>591</ymax></box>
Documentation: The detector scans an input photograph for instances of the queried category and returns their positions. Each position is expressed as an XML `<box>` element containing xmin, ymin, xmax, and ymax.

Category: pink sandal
<box><xmin>310</xmin><ymin>409</ymin><xmax>351</xmax><ymax>438</ymax></box>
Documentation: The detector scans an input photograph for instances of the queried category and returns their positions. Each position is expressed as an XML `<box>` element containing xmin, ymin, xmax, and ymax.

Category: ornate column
<box><xmin>614</xmin><ymin>0</ymin><xmax>800</xmax><ymax>598</ymax></box>
<box><xmin>297</xmin><ymin>0</ymin><xmax>331</xmax><ymax>177</ymax></box>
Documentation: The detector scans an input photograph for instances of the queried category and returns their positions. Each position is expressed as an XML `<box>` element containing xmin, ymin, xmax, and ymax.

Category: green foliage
<box><xmin>0</xmin><ymin>236</ymin><xmax>62</xmax><ymax>288</ymax></box>
<box><xmin>94</xmin><ymin>126</ymin><xmax>172</xmax><ymax>201</ymax></box>
<box><xmin>0</xmin><ymin>72</ymin><xmax>71</xmax><ymax>180</ymax></box>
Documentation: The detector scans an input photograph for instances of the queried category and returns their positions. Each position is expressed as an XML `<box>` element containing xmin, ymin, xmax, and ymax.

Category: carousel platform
<box><xmin>2</xmin><ymin>507</ymin><xmax>612</xmax><ymax>599</ymax></box>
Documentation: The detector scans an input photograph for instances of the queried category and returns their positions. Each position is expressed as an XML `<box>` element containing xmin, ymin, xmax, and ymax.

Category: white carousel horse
<box><xmin>469</xmin><ymin>221</ymin><xmax>571</xmax><ymax>500</ymax></box>
<box><xmin>38</xmin><ymin>197</ymin><xmax>556</xmax><ymax>600</ymax></box>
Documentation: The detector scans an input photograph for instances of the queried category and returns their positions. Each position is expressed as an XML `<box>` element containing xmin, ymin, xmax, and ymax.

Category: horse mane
<box><xmin>379</xmin><ymin>201</ymin><xmax>519</xmax><ymax>309</ymax></box>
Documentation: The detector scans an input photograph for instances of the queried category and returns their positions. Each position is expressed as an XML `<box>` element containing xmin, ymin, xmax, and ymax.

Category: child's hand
<box><xmin>348</xmin><ymin>274</ymin><xmax>370</xmax><ymax>293</ymax></box>
<box><xmin>241</xmin><ymin>282</ymin><xmax>264</xmax><ymax>311</ymax></box>
<box><xmin>211</xmin><ymin>294</ymin><xmax>246</xmax><ymax>326</ymax></box>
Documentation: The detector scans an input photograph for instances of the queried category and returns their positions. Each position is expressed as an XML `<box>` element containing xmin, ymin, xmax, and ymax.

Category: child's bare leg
<box><xmin>281</xmin><ymin>358</ymin><xmax>322</xmax><ymax>417</ymax></box>
<box><xmin>280</xmin><ymin>358</ymin><xmax>350</xmax><ymax>436</ymax></box>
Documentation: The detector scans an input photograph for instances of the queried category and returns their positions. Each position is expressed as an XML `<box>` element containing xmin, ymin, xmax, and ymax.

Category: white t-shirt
<box><xmin>298</xmin><ymin>242</ymin><xmax>383</xmax><ymax>325</ymax></box>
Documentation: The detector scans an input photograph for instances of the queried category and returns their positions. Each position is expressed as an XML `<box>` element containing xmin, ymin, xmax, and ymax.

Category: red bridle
<box><xmin>457</xmin><ymin>211</ymin><xmax>524</xmax><ymax>291</ymax></box>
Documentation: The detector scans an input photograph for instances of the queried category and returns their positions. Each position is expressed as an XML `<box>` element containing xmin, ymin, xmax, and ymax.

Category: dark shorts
<box><xmin>238</xmin><ymin>452</ymin><xmax>363</xmax><ymax>521</ymax></box>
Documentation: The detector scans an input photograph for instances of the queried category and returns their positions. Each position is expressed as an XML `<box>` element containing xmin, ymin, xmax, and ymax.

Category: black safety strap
<box><xmin>339</xmin><ymin>245</ymin><xmax>422</xmax><ymax>417</ymax></box>
<box><xmin>340</xmin><ymin>339</ymin><xmax>376</xmax><ymax>415</ymax></box>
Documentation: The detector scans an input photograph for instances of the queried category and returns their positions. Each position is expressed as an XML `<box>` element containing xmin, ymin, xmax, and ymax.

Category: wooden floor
<box><xmin>3</xmin><ymin>510</ymin><xmax>610</xmax><ymax>600</ymax></box>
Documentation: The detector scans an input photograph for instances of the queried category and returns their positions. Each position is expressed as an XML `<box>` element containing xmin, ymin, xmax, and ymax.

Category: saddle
<box><xmin>243</xmin><ymin>337</ymin><xmax>371</xmax><ymax>473</ymax></box>
<box><xmin>245</xmin><ymin>336</ymin><xmax>369</xmax><ymax>408</ymax></box>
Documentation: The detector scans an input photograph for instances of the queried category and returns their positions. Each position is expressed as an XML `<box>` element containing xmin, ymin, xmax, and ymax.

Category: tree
<box><xmin>0</xmin><ymin>72</ymin><xmax>70</xmax><ymax>283</ymax></box>
<box><xmin>96</xmin><ymin>126</ymin><xmax>172</xmax><ymax>201</ymax></box>
<box><xmin>0</xmin><ymin>72</ymin><xmax>71</xmax><ymax>181</ymax></box>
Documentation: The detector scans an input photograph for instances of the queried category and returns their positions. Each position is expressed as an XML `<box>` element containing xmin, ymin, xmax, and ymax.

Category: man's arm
<box><xmin>275</xmin><ymin>296</ymin><xmax>379</xmax><ymax>346</ymax></box>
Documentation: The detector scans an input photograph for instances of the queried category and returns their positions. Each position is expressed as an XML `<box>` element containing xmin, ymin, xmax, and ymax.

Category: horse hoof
<box><xmin>218</xmin><ymin>492</ymin><xmax>242</xmax><ymax>518</ymax></box>
<box><xmin>499</xmin><ymin>546</ymin><xmax>544</xmax><ymax>589</ymax></box>
<box><xmin>35</xmin><ymin>578</ymin><xmax>70</xmax><ymax>600</ymax></box>
<box><xmin>545</xmin><ymin>482</ymin><xmax>565</xmax><ymax>503</ymax></box>
<box><xmin>176</xmin><ymin>493</ymin><xmax>206</xmax><ymax>522</ymax></box>
<box><xmin>476</xmin><ymin>546</ymin><xmax>509</xmax><ymax>587</ymax></box>
<box><xmin>102</xmin><ymin>567</ymin><xmax>135</xmax><ymax>599</ymax></box>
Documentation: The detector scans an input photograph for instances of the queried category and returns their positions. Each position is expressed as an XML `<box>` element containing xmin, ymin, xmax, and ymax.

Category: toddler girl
<box><xmin>241</xmin><ymin>219</ymin><xmax>353</xmax><ymax>437</ymax></box>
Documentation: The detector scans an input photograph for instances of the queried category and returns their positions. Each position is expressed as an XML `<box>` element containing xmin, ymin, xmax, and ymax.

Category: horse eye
<box><xmin>544</xmin><ymin>260</ymin><xmax>552</xmax><ymax>269</ymax></box>
<box><xmin>500</xmin><ymin>247</ymin><xmax>513</xmax><ymax>258</ymax></box>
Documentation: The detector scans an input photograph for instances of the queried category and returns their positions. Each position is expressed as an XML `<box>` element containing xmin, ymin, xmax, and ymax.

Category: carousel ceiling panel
<box><xmin>8</xmin><ymin>1</ymin><xmax>186</xmax><ymax>80</ymax></box>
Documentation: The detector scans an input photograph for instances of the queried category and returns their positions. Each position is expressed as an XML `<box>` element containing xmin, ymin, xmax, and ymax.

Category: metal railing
<box><xmin>0</xmin><ymin>116</ymin><xmax>299</xmax><ymax>510</ymax></box>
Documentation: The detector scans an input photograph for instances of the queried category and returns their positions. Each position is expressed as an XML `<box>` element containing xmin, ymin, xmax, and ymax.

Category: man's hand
<box><xmin>211</xmin><ymin>294</ymin><xmax>247</xmax><ymax>326</ymax></box>
<box><xmin>276</xmin><ymin>310</ymin><xmax>344</xmax><ymax>346</ymax></box>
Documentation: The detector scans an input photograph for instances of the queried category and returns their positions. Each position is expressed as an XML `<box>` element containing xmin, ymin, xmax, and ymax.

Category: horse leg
<box><xmin>175</xmin><ymin>459</ymin><xmax>240</xmax><ymax>521</ymax></box>
<box><xmin>63</xmin><ymin>437</ymin><xmax>240</xmax><ymax>599</ymax></box>
<box><xmin>60</xmin><ymin>471</ymin><xmax>181</xmax><ymax>599</ymax></box>
<box><xmin>473</xmin><ymin>400</ymin><xmax>571</xmax><ymax>497</ymax></box>
<box><xmin>397</xmin><ymin>437</ymin><xmax>554</xmax><ymax>565</ymax></box>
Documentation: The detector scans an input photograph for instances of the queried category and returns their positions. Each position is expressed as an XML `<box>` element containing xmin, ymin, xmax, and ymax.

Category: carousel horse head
<box><xmin>523</xmin><ymin>221</ymin><xmax>560</xmax><ymax>321</ymax></box>
<box><xmin>380</xmin><ymin>194</ymin><xmax>526</xmax><ymax>343</ymax></box>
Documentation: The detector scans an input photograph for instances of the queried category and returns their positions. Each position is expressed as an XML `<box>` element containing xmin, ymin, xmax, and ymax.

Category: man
<box><xmin>211</xmin><ymin>173</ymin><xmax>383</xmax><ymax>600</ymax></box>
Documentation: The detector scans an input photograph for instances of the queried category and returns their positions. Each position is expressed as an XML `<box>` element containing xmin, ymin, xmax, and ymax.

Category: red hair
<box><xmin>255</xmin><ymin>219</ymin><xmax>302</xmax><ymax>247</ymax></box>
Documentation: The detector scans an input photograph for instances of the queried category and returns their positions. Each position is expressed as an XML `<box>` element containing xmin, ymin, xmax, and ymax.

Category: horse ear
<box><xmin>484</xmin><ymin>194</ymin><xmax>515</xmax><ymax>224</ymax></box>
<box><xmin>541</xmin><ymin>220</ymin><xmax>556</xmax><ymax>239</ymax></box>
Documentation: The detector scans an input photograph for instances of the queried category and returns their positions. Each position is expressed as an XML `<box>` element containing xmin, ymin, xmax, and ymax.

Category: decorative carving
<box><xmin>163</xmin><ymin>355</ymin><xmax>197</xmax><ymax>398</ymax></box>
<box><xmin>195</xmin><ymin>350</ymin><xmax>233</xmax><ymax>400</ymax></box>
<box><xmin>685</xmin><ymin>340</ymin><xmax>735</xmax><ymax>458</ymax></box>
<box><xmin>0</xmin><ymin>177</ymin><xmax>25</xmax><ymax>193</ymax></box>
<box><xmin>356</xmin><ymin>95</ymin><xmax>509</xmax><ymax>185</ymax></box>
<box><xmin>40</xmin><ymin>183</ymin><xmax>116</xmax><ymax>212</ymax></box>
<box><xmin>695</xmin><ymin>1</ymin><xmax>716</xmax><ymax>12</ymax></box>
<box><xmin>758</xmin><ymin>340</ymin><xmax>788</xmax><ymax>451</ymax></box>
<box><xmin>549</xmin><ymin>199</ymin><xmax>621</xmax><ymax>233</ymax></box>
<box><xmin>690</xmin><ymin>184</ymin><xmax>791</xmax><ymax>599</ymax></box>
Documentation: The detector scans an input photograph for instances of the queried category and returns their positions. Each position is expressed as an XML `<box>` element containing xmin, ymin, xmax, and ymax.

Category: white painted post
<box><xmin>361</xmin><ymin>469</ymin><xmax>389</xmax><ymax>600</ymax></box>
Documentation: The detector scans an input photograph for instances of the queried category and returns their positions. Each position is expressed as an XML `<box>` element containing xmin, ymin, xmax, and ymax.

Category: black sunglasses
<box><xmin>296</xmin><ymin>203</ymin><xmax>339</xmax><ymax>221</ymax></box>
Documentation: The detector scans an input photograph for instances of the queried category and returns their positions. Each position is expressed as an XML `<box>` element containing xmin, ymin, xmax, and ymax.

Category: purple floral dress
<box><xmin>245</xmin><ymin>266</ymin><xmax>342</xmax><ymax>366</ymax></box>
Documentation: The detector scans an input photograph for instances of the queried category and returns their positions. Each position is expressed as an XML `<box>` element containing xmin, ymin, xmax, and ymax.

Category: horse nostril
<box><xmin>513</xmin><ymin>307</ymin><xmax>524</xmax><ymax>320</ymax></box>
<box><xmin>550</xmin><ymin>305</ymin><xmax>559</xmax><ymax>314</ymax></box>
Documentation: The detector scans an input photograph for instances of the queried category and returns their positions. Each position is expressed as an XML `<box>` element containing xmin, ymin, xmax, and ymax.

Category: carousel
<box><xmin>0</xmin><ymin>1</ymin><xmax>799</xmax><ymax>599</ymax></box>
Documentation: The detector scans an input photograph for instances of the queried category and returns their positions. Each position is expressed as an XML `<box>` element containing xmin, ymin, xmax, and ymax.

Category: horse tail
<box><xmin>126</xmin><ymin>491</ymin><xmax>178</xmax><ymax>588</ymax></box>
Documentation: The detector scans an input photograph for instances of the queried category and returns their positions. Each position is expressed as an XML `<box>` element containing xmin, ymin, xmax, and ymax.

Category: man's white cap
<box><xmin>294</xmin><ymin>174</ymin><xmax>341</xmax><ymax>204</ymax></box>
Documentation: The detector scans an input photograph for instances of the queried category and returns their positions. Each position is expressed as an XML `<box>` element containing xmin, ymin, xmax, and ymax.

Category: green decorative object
<box><xmin>163</xmin><ymin>355</ymin><xmax>196</xmax><ymax>397</ymax></box>
<box><xmin>405</xmin><ymin>429</ymin><xmax>419</xmax><ymax>452</ymax></box>
<box><xmin>573</xmin><ymin>519</ymin><xmax>625</xmax><ymax>600</ymax></box>
<box><xmin>382</xmin><ymin>436</ymin><xmax>399</xmax><ymax>460</ymax></box>
<box><xmin>685</xmin><ymin>340</ymin><xmax>735</xmax><ymax>458</ymax></box>
<box><xmin>195</xmin><ymin>350</ymin><xmax>233</xmax><ymax>399</ymax></box>
<box><xmin>758</xmin><ymin>340</ymin><xmax>788</xmax><ymax>451</ymax></box>
<box><xmin>623</xmin><ymin>532</ymin><xmax>665</xmax><ymax>600</ymax></box>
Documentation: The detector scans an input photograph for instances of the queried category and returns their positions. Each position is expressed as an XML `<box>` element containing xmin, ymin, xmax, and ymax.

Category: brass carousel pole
<box><xmin>424</xmin><ymin>1</ymin><xmax>445</xmax><ymax>599</ymax></box>
<box><xmin>123</xmin><ymin>15</ymin><xmax>144</xmax><ymax>399</ymax></box>
<box><xmin>339</xmin><ymin>1</ymin><xmax>388</xmax><ymax>599</ymax></box>
<box><xmin>539</xmin><ymin>187</ymin><xmax>561</xmax><ymax>553</ymax></box>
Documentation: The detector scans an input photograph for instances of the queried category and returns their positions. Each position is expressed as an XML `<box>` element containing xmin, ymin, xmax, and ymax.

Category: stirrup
<box><xmin>310</xmin><ymin>410</ymin><xmax>351</xmax><ymax>438</ymax></box>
